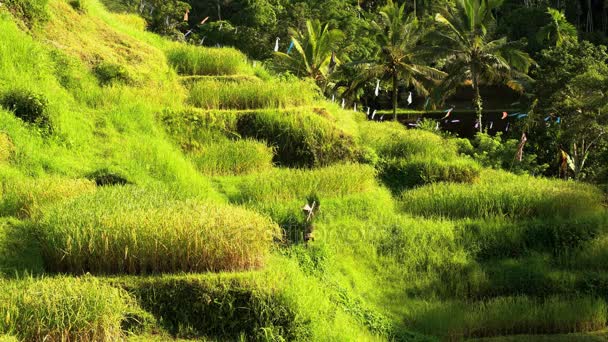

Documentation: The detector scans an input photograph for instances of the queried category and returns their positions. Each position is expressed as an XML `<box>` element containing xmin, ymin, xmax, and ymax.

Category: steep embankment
<box><xmin>0</xmin><ymin>1</ymin><xmax>607</xmax><ymax>341</ymax></box>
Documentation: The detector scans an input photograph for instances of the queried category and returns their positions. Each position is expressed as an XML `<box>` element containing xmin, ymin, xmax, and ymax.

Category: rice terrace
<box><xmin>1</xmin><ymin>0</ymin><xmax>608</xmax><ymax>340</ymax></box>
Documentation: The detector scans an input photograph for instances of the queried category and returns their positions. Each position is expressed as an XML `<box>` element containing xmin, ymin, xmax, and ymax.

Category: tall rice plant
<box><xmin>167</xmin><ymin>45</ymin><xmax>252</xmax><ymax>76</ymax></box>
<box><xmin>0</xmin><ymin>276</ymin><xmax>130</xmax><ymax>341</ymax></box>
<box><xmin>37</xmin><ymin>186</ymin><xmax>280</xmax><ymax>274</ymax></box>
<box><xmin>187</xmin><ymin>79</ymin><xmax>317</xmax><ymax>110</ymax></box>
<box><xmin>401</xmin><ymin>170</ymin><xmax>603</xmax><ymax>220</ymax></box>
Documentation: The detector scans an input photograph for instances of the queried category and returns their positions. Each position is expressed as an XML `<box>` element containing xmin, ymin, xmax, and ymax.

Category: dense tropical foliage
<box><xmin>2</xmin><ymin>0</ymin><xmax>608</xmax><ymax>341</ymax></box>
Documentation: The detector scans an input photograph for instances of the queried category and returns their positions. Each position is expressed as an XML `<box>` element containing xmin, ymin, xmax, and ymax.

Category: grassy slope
<box><xmin>0</xmin><ymin>1</ymin><xmax>607</xmax><ymax>341</ymax></box>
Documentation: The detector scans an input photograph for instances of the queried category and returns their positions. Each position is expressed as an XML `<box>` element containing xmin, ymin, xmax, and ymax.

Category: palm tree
<box><xmin>434</xmin><ymin>0</ymin><xmax>534</xmax><ymax>132</ymax></box>
<box><xmin>364</xmin><ymin>0</ymin><xmax>445</xmax><ymax>120</ymax></box>
<box><xmin>537</xmin><ymin>8</ymin><xmax>577</xmax><ymax>47</ymax></box>
<box><xmin>273</xmin><ymin>20</ymin><xmax>344</xmax><ymax>91</ymax></box>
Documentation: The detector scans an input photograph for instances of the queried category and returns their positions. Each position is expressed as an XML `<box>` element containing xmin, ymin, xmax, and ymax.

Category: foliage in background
<box><xmin>273</xmin><ymin>19</ymin><xmax>344</xmax><ymax>91</ymax></box>
<box><xmin>457</xmin><ymin>132</ymin><xmax>549</xmax><ymax>175</ymax></box>
<box><xmin>433</xmin><ymin>0</ymin><xmax>534</xmax><ymax>132</ymax></box>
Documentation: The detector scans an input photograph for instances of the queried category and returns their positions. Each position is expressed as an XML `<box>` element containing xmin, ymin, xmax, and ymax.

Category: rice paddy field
<box><xmin>0</xmin><ymin>1</ymin><xmax>607</xmax><ymax>341</ymax></box>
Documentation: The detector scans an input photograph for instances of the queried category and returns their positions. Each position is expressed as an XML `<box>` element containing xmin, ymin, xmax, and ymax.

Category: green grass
<box><xmin>189</xmin><ymin>138</ymin><xmax>274</xmax><ymax>176</ymax></box>
<box><xmin>2</xmin><ymin>0</ymin><xmax>608</xmax><ymax>341</ymax></box>
<box><xmin>112</xmin><ymin>272</ymin><xmax>306</xmax><ymax>340</ymax></box>
<box><xmin>0</xmin><ymin>167</ymin><xmax>96</xmax><ymax>218</ymax></box>
<box><xmin>38</xmin><ymin>185</ymin><xmax>280</xmax><ymax>274</ymax></box>
<box><xmin>361</xmin><ymin>121</ymin><xmax>460</xmax><ymax>160</ymax></box>
<box><xmin>0</xmin><ymin>276</ymin><xmax>132</xmax><ymax>341</ymax></box>
<box><xmin>0</xmin><ymin>133</ymin><xmax>13</xmax><ymax>163</ymax></box>
<box><xmin>166</xmin><ymin>45</ymin><xmax>253</xmax><ymax>76</ymax></box>
<box><xmin>406</xmin><ymin>296</ymin><xmax>607</xmax><ymax>339</ymax></box>
<box><xmin>236</xmin><ymin>108</ymin><xmax>360</xmax><ymax>167</ymax></box>
<box><xmin>223</xmin><ymin>163</ymin><xmax>377</xmax><ymax>204</ymax></box>
<box><xmin>0</xmin><ymin>218</ymin><xmax>44</xmax><ymax>276</ymax></box>
<box><xmin>187</xmin><ymin>79</ymin><xmax>318</xmax><ymax>110</ymax></box>
<box><xmin>400</xmin><ymin>170</ymin><xmax>603</xmax><ymax>220</ymax></box>
<box><xmin>379</xmin><ymin>155</ymin><xmax>481</xmax><ymax>191</ymax></box>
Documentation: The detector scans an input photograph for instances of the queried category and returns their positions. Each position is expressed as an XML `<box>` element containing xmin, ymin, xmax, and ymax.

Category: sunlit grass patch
<box><xmin>187</xmin><ymin>79</ymin><xmax>317</xmax><ymax>110</ymax></box>
<box><xmin>0</xmin><ymin>276</ymin><xmax>131</xmax><ymax>341</ymax></box>
<box><xmin>400</xmin><ymin>170</ymin><xmax>603</xmax><ymax>220</ymax></box>
<box><xmin>38</xmin><ymin>186</ymin><xmax>280</xmax><ymax>274</ymax></box>
<box><xmin>167</xmin><ymin>45</ymin><xmax>252</xmax><ymax>76</ymax></box>
<box><xmin>223</xmin><ymin>164</ymin><xmax>377</xmax><ymax>204</ymax></box>
<box><xmin>0</xmin><ymin>133</ymin><xmax>13</xmax><ymax>163</ymax></box>
<box><xmin>190</xmin><ymin>139</ymin><xmax>274</xmax><ymax>176</ymax></box>
<box><xmin>0</xmin><ymin>169</ymin><xmax>96</xmax><ymax>218</ymax></box>
<box><xmin>360</xmin><ymin>121</ymin><xmax>459</xmax><ymax>159</ymax></box>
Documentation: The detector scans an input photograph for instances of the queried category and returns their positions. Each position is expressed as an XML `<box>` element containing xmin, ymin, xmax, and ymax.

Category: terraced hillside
<box><xmin>1</xmin><ymin>1</ymin><xmax>608</xmax><ymax>341</ymax></box>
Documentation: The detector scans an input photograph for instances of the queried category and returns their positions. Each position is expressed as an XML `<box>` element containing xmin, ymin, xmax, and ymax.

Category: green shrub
<box><xmin>94</xmin><ymin>62</ymin><xmax>132</xmax><ymax>86</ymax></box>
<box><xmin>4</xmin><ymin>0</ymin><xmax>48</xmax><ymax>29</ymax></box>
<box><xmin>86</xmin><ymin>168</ymin><xmax>130</xmax><ymax>186</ymax></box>
<box><xmin>0</xmin><ymin>336</ymin><xmax>17</xmax><ymax>342</ymax></box>
<box><xmin>236</xmin><ymin>109</ymin><xmax>359</xmax><ymax>167</ymax></box>
<box><xmin>457</xmin><ymin>132</ymin><xmax>549</xmax><ymax>176</ymax></box>
<box><xmin>68</xmin><ymin>0</ymin><xmax>87</xmax><ymax>13</ymax></box>
<box><xmin>400</xmin><ymin>170</ymin><xmax>603</xmax><ymax>220</ymax></box>
<box><xmin>0</xmin><ymin>133</ymin><xmax>13</xmax><ymax>163</ymax></box>
<box><xmin>0</xmin><ymin>89</ymin><xmax>51</xmax><ymax>130</ymax></box>
<box><xmin>167</xmin><ymin>45</ymin><xmax>252</xmax><ymax>76</ymax></box>
<box><xmin>38</xmin><ymin>186</ymin><xmax>280</xmax><ymax>274</ymax></box>
<box><xmin>187</xmin><ymin>79</ymin><xmax>317</xmax><ymax>110</ymax></box>
<box><xmin>0</xmin><ymin>276</ymin><xmax>131</xmax><ymax>341</ymax></box>
<box><xmin>112</xmin><ymin>274</ymin><xmax>307</xmax><ymax>340</ymax></box>
<box><xmin>190</xmin><ymin>139</ymin><xmax>274</xmax><ymax>176</ymax></box>
<box><xmin>379</xmin><ymin>156</ymin><xmax>480</xmax><ymax>191</ymax></box>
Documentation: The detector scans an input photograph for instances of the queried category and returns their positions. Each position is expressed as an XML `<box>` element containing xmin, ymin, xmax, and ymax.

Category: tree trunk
<box><xmin>392</xmin><ymin>73</ymin><xmax>398</xmax><ymax>121</ymax></box>
<box><xmin>473</xmin><ymin>76</ymin><xmax>483</xmax><ymax>133</ymax></box>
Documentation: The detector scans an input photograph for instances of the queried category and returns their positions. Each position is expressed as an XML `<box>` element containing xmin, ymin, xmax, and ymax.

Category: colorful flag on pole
<box><xmin>516</xmin><ymin>133</ymin><xmax>528</xmax><ymax>162</ymax></box>
<box><xmin>441</xmin><ymin>108</ymin><xmax>453</xmax><ymax>120</ymax></box>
